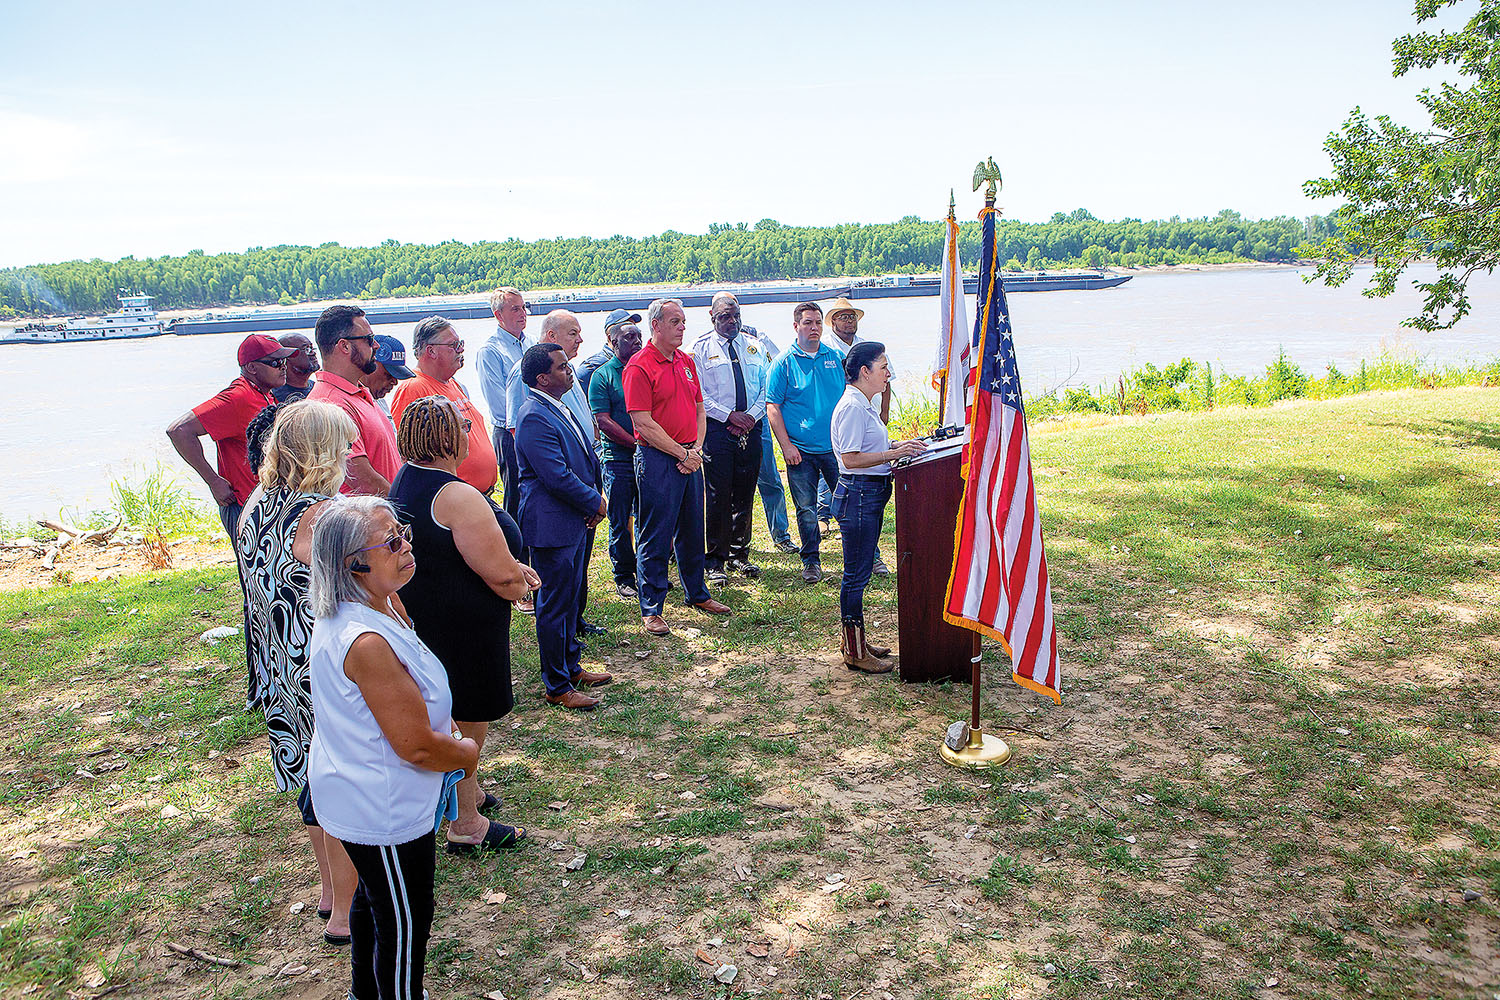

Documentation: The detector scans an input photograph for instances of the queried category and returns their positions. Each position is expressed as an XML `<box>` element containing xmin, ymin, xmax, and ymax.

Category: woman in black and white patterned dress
<box><xmin>238</xmin><ymin>399</ymin><xmax>361</xmax><ymax>944</ymax></box>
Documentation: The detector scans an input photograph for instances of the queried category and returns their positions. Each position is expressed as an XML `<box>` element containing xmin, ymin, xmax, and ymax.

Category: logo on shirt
<box><xmin>683</xmin><ymin>366</ymin><xmax>695</xmax><ymax>382</ymax></box>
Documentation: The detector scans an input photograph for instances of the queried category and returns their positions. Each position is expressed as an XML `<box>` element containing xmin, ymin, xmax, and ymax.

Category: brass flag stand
<box><xmin>940</xmin><ymin>158</ymin><xmax>1012</xmax><ymax>771</ymax></box>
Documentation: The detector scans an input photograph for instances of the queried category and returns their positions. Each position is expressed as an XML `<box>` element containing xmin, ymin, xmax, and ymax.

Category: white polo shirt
<box><xmin>830</xmin><ymin>385</ymin><xmax>893</xmax><ymax>475</ymax></box>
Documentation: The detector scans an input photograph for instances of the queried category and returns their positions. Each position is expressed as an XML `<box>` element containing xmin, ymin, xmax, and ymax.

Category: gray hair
<box><xmin>309</xmin><ymin>495</ymin><xmax>397</xmax><ymax>619</ymax></box>
<box><xmin>412</xmin><ymin>316</ymin><xmax>455</xmax><ymax>354</ymax></box>
<box><xmin>647</xmin><ymin>298</ymin><xmax>683</xmax><ymax>327</ymax></box>
<box><xmin>540</xmin><ymin>309</ymin><xmax>577</xmax><ymax>339</ymax></box>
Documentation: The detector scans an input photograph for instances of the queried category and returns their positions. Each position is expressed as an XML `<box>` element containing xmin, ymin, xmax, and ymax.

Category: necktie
<box><xmin>724</xmin><ymin>336</ymin><xmax>748</xmax><ymax>413</ymax></box>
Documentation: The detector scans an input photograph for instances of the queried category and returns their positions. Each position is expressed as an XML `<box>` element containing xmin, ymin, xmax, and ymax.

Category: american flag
<box><xmin>943</xmin><ymin>206</ymin><xmax>1060</xmax><ymax>703</ymax></box>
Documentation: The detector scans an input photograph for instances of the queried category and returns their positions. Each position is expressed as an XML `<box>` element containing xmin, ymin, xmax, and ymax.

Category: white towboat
<box><xmin>1</xmin><ymin>293</ymin><xmax>167</xmax><ymax>344</ymax></box>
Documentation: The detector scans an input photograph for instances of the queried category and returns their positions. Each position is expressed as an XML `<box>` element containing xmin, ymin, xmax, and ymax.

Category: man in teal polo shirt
<box><xmin>588</xmin><ymin>319</ymin><xmax>644</xmax><ymax>600</ymax></box>
<box><xmin>766</xmin><ymin>301</ymin><xmax>847</xmax><ymax>583</ymax></box>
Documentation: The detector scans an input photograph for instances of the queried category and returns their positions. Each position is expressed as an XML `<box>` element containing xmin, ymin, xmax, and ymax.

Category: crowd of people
<box><xmin>166</xmin><ymin>288</ymin><xmax>925</xmax><ymax>999</ymax></box>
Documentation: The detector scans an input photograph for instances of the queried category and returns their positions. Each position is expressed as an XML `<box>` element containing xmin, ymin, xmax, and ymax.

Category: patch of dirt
<box><xmin>0</xmin><ymin>535</ymin><xmax>232</xmax><ymax>591</ymax></box>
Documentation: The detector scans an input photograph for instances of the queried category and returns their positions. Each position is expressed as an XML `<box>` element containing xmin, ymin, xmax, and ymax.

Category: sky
<box><xmin>0</xmin><ymin>0</ymin><xmax>1468</xmax><ymax>268</ymax></box>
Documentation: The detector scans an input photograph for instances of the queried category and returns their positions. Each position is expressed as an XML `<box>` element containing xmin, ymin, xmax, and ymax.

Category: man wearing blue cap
<box><xmin>364</xmin><ymin>334</ymin><xmax>416</xmax><ymax>409</ymax></box>
<box><xmin>578</xmin><ymin>308</ymin><xmax>641</xmax><ymax>398</ymax></box>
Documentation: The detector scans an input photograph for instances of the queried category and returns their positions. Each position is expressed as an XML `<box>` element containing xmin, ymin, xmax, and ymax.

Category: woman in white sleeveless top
<box><xmin>306</xmin><ymin>496</ymin><xmax>479</xmax><ymax>1000</ymax></box>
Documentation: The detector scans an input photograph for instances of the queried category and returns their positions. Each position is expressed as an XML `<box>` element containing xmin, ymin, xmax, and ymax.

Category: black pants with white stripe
<box><xmin>343</xmin><ymin>833</ymin><xmax>435</xmax><ymax>1000</ymax></box>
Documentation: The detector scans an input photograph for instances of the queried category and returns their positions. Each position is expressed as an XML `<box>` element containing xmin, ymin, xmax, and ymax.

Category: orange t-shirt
<box><xmin>389</xmin><ymin>372</ymin><xmax>499</xmax><ymax>494</ymax></box>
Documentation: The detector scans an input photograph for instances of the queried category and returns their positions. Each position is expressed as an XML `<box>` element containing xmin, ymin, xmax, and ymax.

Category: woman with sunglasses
<box><xmin>307</xmin><ymin>495</ymin><xmax>479</xmax><ymax>1000</ymax></box>
<box><xmin>237</xmin><ymin>399</ymin><xmax>363</xmax><ymax>943</ymax></box>
<box><xmin>388</xmin><ymin>395</ymin><xmax>540</xmax><ymax>853</ymax></box>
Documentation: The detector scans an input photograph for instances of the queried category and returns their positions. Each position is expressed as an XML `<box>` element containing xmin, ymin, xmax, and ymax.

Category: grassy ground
<box><xmin>1</xmin><ymin>387</ymin><xmax>1497</xmax><ymax>1000</ymax></box>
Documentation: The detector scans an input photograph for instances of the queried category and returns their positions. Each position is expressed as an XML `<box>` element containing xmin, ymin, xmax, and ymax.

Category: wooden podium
<box><xmin>893</xmin><ymin>438</ymin><xmax>979</xmax><ymax>684</ymax></box>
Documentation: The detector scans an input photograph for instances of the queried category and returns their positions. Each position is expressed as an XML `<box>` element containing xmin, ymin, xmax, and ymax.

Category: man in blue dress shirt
<box><xmin>475</xmin><ymin>286</ymin><xmax>533</xmax><ymax>526</ymax></box>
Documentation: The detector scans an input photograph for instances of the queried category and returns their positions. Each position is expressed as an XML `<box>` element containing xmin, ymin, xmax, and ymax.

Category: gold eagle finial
<box><xmin>971</xmin><ymin>157</ymin><xmax>1002</xmax><ymax>205</ymax></box>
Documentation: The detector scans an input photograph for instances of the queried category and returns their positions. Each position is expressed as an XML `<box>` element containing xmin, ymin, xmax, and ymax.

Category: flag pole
<box><xmin>936</xmin><ymin>190</ymin><xmax>955</xmax><ymax>416</ymax></box>
<box><xmin>941</xmin><ymin>165</ymin><xmax>1011</xmax><ymax>770</ymax></box>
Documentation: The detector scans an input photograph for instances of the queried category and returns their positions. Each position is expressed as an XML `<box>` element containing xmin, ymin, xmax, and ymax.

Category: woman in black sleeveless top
<box><xmin>389</xmin><ymin>396</ymin><xmax>539</xmax><ymax>852</ymax></box>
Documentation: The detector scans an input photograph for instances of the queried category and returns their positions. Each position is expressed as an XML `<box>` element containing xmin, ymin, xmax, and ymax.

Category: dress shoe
<box><xmin>801</xmin><ymin>562</ymin><xmax>822</xmax><ymax>584</ymax></box>
<box><xmin>545</xmin><ymin>689</ymin><xmax>599</xmax><ymax>710</ymax></box>
<box><xmin>572</xmin><ymin>667</ymin><xmax>613</xmax><ymax>687</ymax></box>
<box><xmin>642</xmin><ymin>614</ymin><xmax>670</xmax><ymax>636</ymax></box>
<box><xmin>515</xmin><ymin>597</ymin><xmax>535</xmax><ymax>615</ymax></box>
<box><xmin>774</xmin><ymin>538</ymin><xmax>799</xmax><ymax>554</ymax></box>
<box><xmin>580</xmin><ymin>619</ymin><xmax>606</xmax><ymax>635</ymax></box>
<box><xmin>615</xmin><ymin>581</ymin><xmax>638</xmax><ymax>600</ymax></box>
<box><xmin>691</xmin><ymin>598</ymin><xmax>731</xmax><ymax>616</ymax></box>
<box><xmin>873</xmin><ymin>554</ymin><xmax>890</xmax><ymax>576</ymax></box>
<box><xmin>705</xmin><ymin>565</ymin><xmax>728</xmax><ymax>584</ymax></box>
<box><xmin>727</xmin><ymin>559</ymin><xmax>761</xmax><ymax>579</ymax></box>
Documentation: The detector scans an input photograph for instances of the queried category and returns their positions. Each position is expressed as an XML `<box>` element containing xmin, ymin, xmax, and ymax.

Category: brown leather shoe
<box><xmin>692</xmin><ymin>598</ymin><xmax>731</xmax><ymax>616</ymax></box>
<box><xmin>545</xmin><ymin>689</ymin><xmax>599</xmax><ymax>710</ymax></box>
<box><xmin>642</xmin><ymin>614</ymin><xmax>670</xmax><ymax>635</ymax></box>
<box><xmin>572</xmin><ymin>667</ymin><xmax>613</xmax><ymax>687</ymax></box>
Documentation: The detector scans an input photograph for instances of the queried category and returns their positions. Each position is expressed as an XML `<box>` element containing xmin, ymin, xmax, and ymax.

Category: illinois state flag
<box><xmin>943</xmin><ymin>204</ymin><xmax>1061</xmax><ymax>703</ymax></box>
<box><xmin>930</xmin><ymin>205</ymin><xmax>971</xmax><ymax>428</ymax></box>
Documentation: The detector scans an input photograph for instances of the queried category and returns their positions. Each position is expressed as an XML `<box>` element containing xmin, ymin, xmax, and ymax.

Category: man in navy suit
<box><xmin>514</xmin><ymin>344</ymin><xmax>613</xmax><ymax>710</ymax></box>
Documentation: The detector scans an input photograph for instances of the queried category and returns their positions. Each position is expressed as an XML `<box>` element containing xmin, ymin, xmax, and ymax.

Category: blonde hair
<box><xmin>258</xmin><ymin>400</ymin><xmax>357</xmax><ymax>496</ymax></box>
<box><xmin>397</xmin><ymin>395</ymin><xmax>464</xmax><ymax>464</ymax></box>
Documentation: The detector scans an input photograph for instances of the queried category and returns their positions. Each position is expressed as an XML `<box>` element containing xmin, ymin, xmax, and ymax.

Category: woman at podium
<box><xmin>829</xmin><ymin>342</ymin><xmax>927</xmax><ymax>673</ymax></box>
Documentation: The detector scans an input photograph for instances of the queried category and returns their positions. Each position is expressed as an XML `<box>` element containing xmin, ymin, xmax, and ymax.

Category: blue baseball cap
<box><xmin>603</xmin><ymin>308</ymin><xmax>642</xmax><ymax>335</ymax></box>
<box><xmin>373</xmin><ymin>335</ymin><xmax>415</xmax><ymax>379</ymax></box>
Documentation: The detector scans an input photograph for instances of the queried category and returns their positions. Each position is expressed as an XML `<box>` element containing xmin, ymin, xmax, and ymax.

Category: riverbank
<box><xmin>3</xmin><ymin>388</ymin><xmax>1496</xmax><ymax>999</ymax></box>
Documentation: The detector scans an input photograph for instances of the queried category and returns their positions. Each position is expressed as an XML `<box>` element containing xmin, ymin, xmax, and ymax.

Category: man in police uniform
<box><xmin>692</xmin><ymin>292</ymin><xmax>767</xmax><ymax>582</ymax></box>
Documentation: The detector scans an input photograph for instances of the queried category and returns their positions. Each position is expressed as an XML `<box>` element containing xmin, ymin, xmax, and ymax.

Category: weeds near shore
<box><xmin>109</xmin><ymin>464</ymin><xmax>214</xmax><ymax>568</ymax></box>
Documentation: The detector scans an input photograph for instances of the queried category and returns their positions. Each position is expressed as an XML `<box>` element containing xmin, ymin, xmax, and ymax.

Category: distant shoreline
<box><xmin>1</xmin><ymin>261</ymin><xmax>1311</xmax><ymax>331</ymax></box>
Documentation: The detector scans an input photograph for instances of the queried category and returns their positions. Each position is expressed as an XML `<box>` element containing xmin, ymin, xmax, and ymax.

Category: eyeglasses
<box><xmin>296</xmin><ymin>346</ymin><xmax>317</xmax><ymax>357</ymax></box>
<box><xmin>340</xmin><ymin>334</ymin><xmax>377</xmax><ymax>347</ymax></box>
<box><xmin>429</xmin><ymin>339</ymin><xmax>464</xmax><ymax>352</ymax></box>
<box><xmin>252</xmin><ymin>357</ymin><xmax>287</xmax><ymax>369</ymax></box>
<box><xmin>350</xmin><ymin>523</ymin><xmax>412</xmax><ymax>558</ymax></box>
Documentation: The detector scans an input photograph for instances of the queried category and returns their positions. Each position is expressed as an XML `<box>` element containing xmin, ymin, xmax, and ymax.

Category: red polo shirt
<box><xmin>191</xmin><ymin>376</ymin><xmax>275</xmax><ymax>504</ymax></box>
<box><xmin>623</xmin><ymin>341</ymin><xmax>702</xmax><ymax>445</ymax></box>
<box><xmin>308</xmin><ymin>371</ymin><xmax>401</xmax><ymax>492</ymax></box>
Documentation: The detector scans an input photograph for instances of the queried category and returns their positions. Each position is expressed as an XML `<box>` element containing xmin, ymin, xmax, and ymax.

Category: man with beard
<box><xmin>272</xmin><ymin>333</ymin><xmax>320</xmax><ymax>403</ymax></box>
<box><xmin>308</xmin><ymin>305</ymin><xmax>400</xmax><ymax>496</ymax></box>
<box><xmin>167</xmin><ymin>333</ymin><xmax>295</xmax><ymax>538</ymax></box>
<box><xmin>588</xmin><ymin>317</ymin><xmax>644</xmax><ymax>599</ymax></box>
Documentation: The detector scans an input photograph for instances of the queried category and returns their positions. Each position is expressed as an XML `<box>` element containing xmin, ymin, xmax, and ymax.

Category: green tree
<box><xmin>1302</xmin><ymin>0</ymin><xmax>1500</xmax><ymax>329</ymax></box>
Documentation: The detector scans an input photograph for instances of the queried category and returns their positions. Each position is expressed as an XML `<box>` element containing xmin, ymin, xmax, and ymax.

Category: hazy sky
<box><xmin>0</xmin><ymin>0</ymin><xmax>1463</xmax><ymax>268</ymax></box>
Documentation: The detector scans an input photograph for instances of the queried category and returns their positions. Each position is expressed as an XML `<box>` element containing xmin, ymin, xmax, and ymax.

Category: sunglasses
<box><xmin>350</xmin><ymin>523</ymin><xmax>412</xmax><ymax>558</ymax></box>
<box><xmin>430</xmin><ymin>339</ymin><xmax>464</xmax><ymax>352</ymax></box>
<box><xmin>341</xmin><ymin>334</ymin><xmax>377</xmax><ymax>347</ymax></box>
<box><xmin>252</xmin><ymin>357</ymin><xmax>287</xmax><ymax>369</ymax></box>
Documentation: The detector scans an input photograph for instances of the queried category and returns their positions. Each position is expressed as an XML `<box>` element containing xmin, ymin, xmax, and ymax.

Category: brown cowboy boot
<box><xmin>843</xmin><ymin>620</ymin><xmax>893</xmax><ymax>674</ymax></box>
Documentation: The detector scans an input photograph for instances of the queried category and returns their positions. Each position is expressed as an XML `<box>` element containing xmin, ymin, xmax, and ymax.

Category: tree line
<box><xmin>0</xmin><ymin>209</ymin><xmax>1329</xmax><ymax>318</ymax></box>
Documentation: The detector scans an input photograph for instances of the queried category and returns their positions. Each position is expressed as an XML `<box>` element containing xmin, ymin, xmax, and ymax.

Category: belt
<box><xmin>842</xmin><ymin>472</ymin><xmax>891</xmax><ymax>481</ymax></box>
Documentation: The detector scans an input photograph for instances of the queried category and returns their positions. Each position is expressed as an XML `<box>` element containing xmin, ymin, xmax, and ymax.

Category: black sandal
<box><xmin>477</xmin><ymin>791</ymin><xmax>499</xmax><ymax>815</ymax></box>
<box><xmin>444</xmin><ymin>821</ymin><xmax>527</xmax><ymax>854</ymax></box>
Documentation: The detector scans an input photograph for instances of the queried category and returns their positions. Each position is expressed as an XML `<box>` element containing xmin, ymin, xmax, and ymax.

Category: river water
<box><xmin>3</xmin><ymin>264</ymin><xmax>1495</xmax><ymax>520</ymax></box>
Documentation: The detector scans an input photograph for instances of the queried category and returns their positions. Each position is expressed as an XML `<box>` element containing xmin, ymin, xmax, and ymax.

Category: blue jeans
<box><xmin>602</xmin><ymin>459</ymin><xmax>637</xmax><ymax>585</ymax></box>
<box><xmin>831</xmin><ymin>474</ymin><xmax>891</xmax><ymax>622</ymax></box>
<box><xmin>784</xmin><ymin>450</ymin><xmax>841</xmax><ymax>565</ymax></box>
<box><xmin>816</xmin><ymin>480</ymin><xmax>832</xmax><ymax>522</ymax></box>
<box><xmin>634</xmin><ymin>445</ymin><xmax>711</xmax><ymax>616</ymax></box>
<box><xmin>757</xmin><ymin>421</ymin><xmax>792</xmax><ymax>544</ymax></box>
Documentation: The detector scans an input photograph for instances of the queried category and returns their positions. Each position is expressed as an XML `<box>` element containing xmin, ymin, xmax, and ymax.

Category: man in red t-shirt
<box><xmin>623</xmin><ymin>298</ymin><xmax>731</xmax><ymax>635</ymax></box>
<box><xmin>167</xmin><ymin>333</ymin><xmax>294</xmax><ymax>539</ymax></box>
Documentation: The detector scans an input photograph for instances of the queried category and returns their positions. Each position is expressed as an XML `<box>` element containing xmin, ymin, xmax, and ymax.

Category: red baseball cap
<box><xmin>237</xmin><ymin>334</ymin><xmax>297</xmax><ymax>367</ymax></box>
